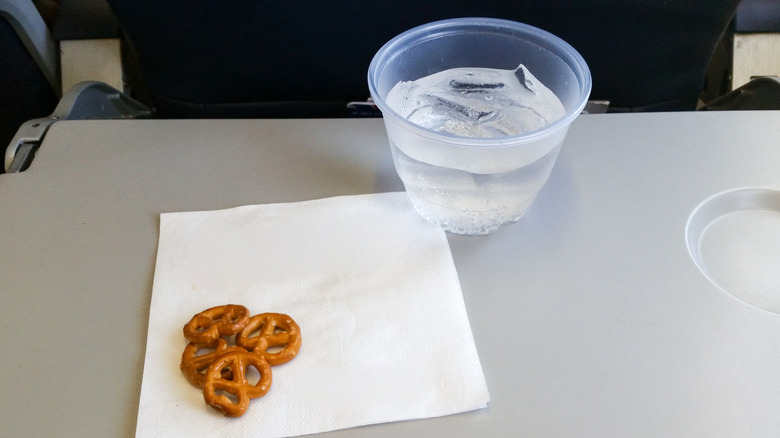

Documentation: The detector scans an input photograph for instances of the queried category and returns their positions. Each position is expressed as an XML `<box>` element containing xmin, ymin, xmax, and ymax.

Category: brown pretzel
<box><xmin>180</xmin><ymin>338</ymin><xmax>246</xmax><ymax>388</ymax></box>
<box><xmin>202</xmin><ymin>350</ymin><xmax>272</xmax><ymax>417</ymax></box>
<box><xmin>183</xmin><ymin>304</ymin><xmax>250</xmax><ymax>344</ymax></box>
<box><xmin>235</xmin><ymin>313</ymin><xmax>302</xmax><ymax>366</ymax></box>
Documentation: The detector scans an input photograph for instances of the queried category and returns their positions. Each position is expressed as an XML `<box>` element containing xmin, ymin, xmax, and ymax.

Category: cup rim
<box><xmin>368</xmin><ymin>17</ymin><xmax>592</xmax><ymax>148</ymax></box>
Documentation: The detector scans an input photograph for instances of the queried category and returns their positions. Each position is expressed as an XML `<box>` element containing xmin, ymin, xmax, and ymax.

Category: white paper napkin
<box><xmin>136</xmin><ymin>192</ymin><xmax>490</xmax><ymax>437</ymax></box>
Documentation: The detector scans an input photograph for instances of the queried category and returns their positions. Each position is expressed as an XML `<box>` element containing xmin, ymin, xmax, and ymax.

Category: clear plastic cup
<box><xmin>368</xmin><ymin>17</ymin><xmax>591</xmax><ymax>235</ymax></box>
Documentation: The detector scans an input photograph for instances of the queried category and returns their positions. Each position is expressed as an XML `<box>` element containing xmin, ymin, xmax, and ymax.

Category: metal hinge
<box><xmin>4</xmin><ymin>115</ymin><xmax>60</xmax><ymax>172</ymax></box>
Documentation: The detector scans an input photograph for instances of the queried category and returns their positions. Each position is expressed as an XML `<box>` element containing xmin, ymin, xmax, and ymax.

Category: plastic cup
<box><xmin>368</xmin><ymin>17</ymin><xmax>591</xmax><ymax>235</ymax></box>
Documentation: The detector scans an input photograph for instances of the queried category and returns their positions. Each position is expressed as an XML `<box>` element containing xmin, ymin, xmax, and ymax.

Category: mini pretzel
<box><xmin>235</xmin><ymin>313</ymin><xmax>302</xmax><ymax>366</ymax></box>
<box><xmin>203</xmin><ymin>350</ymin><xmax>272</xmax><ymax>417</ymax></box>
<box><xmin>180</xmin><ymin>338</ymin><xmax>246</xmax><ymax>388</ymax></box>
<box><xmin>183</xmin><ymin>304</ymin><xmax>250</xmax><ymax>344</ymax></box>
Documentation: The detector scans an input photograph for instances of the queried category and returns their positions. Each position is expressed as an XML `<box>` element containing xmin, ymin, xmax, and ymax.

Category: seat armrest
<box><xmin>5</xmin><ymin>81</ymin><xmax>151</xmax><ymax>172</ymax></box>
<box><xmin>699</xmin><ymin>76</ymin><xmax>780</xmax><ymax>111</ymax></box>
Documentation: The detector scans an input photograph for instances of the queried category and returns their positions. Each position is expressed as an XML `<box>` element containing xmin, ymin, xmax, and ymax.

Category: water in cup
<box><xmin>384</xmin><ymin>65</ymin><xmax>566</xmax><ymax>235</ymax></box>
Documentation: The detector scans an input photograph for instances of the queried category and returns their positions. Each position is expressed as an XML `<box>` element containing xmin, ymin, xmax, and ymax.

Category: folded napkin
<box><xmin>137</xmin><ymin>192</ymin><xmax>489</xmax><ymax>437</ymax></box>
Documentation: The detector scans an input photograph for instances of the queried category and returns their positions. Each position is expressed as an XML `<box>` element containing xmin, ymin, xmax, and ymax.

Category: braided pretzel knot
<box><xmin>183</xmin><ymin>304</ymin><xmax>250</xmax><ymax>344</ymax></box>
<box><xmin>236</xmin><ymin>313</ymin><xmax>302</xmax><ymax>366</ymax></box>
<box><xmin>180</xmin><ymin>338</ymin><xmax>245</xmax><ymax>388</ymax></box>
<box><xmin>203</xmin><ymin>350</ymin><xmax>272</xmax><ymax>417</ymax></box>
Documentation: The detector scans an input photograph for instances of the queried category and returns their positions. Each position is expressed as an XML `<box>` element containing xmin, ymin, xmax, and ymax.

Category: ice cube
<box><xmin>385</xmin><ymin>64</ymin><xmax>566</xmax><ymax>138</ymax></box>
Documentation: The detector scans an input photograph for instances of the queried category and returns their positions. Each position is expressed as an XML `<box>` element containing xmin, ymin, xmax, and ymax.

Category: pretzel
<box><xmin>235</xmin><ymin>313</ymin><xmax>302</xmax><ymax>366</ymax></box>
<box><xmin>183</xmin><ymin>304</ymin><xmax>250</xmax><ymax>344</ymax></box>
<box><xmin>202</xmin><ymin>350</ymin><xmax>273</xmax><ymax>417</ymax></box>
<box><xmin>180</xmin><ymin>338</ymin><xmax>246</xmax><ymax>388</ymax></box>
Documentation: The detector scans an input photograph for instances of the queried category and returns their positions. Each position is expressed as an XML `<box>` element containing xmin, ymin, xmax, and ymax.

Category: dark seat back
<box><xmin>106</xmin><ymin>0</ymin><xmax>742</xmax><ymax>117</ymax></box>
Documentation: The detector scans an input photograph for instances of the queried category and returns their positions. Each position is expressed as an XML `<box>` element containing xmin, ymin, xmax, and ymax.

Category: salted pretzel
<box><xmin>202</xmin><ymin>350</ymin><xmax>273</xmax><ymax>417</ymax></box>
<box><xmin>183</xmin><ymin>304</ymin><xmax>250</xmax><ymax>344</ymax></box>
<box><xmin>180</xmin><ymin>338</ymin><xmax>246</xmax><ymax>388</ymax></box>
<box><xmin>235</xmin><ymin>313</ymin><xmax>302</xmax><ymax>366</ymax></box>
